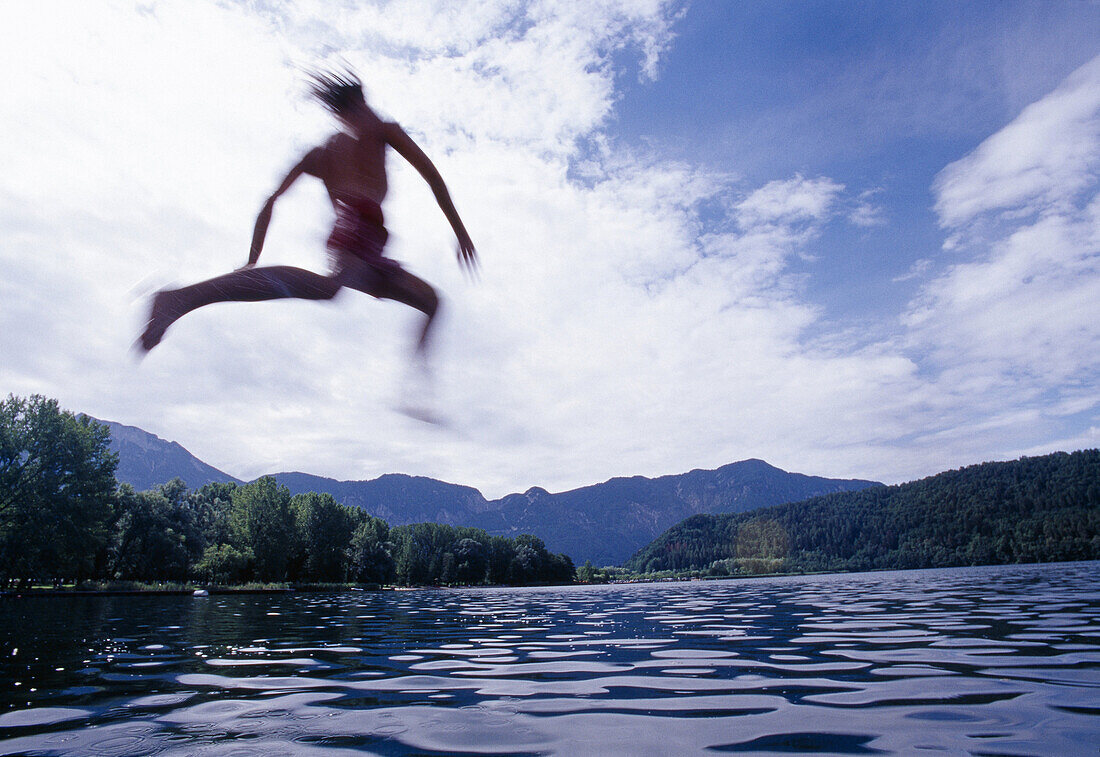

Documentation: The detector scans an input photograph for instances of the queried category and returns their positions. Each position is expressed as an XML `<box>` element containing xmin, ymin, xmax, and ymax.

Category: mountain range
<box><xmin>95</xmin><ymin>418</ymin><xmax>881</xmax><ymax>565</ymax></box>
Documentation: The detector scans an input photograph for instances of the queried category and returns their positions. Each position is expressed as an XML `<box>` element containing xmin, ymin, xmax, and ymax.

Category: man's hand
<box><xmin>456</xmin><ymin>236</ymin><xmax>479</xmax><ymax>279</ymax></box>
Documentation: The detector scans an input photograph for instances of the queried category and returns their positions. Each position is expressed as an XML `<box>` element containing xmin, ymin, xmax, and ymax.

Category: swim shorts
<box><xmin>327</xmin><ymin>197</ymin><xmax>404</xmax><ymax>287</ymax></box>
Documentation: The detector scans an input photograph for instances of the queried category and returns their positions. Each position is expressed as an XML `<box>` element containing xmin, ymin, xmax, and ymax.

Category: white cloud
<box><xmin>914</xmin><ymin>55</ymin><xmax>1100</xmax><ymax>390</ymax></box>
<box><xmin>905</xmin><ymin>212</ymin><xmax>1100</xmax><ymax>384</ymax></box>
<box><xmin>892</xmin><ymin>55</ymin><xmax>1100</xmax><ymax>478</ymax></box>
<box><xmin>892</xmin><ymin>258</ymin><xmax>933</xmax><ymax>283</ymax></box>
<box><xmin>848</xmin><ymin>189</ymin><xmax>886</xmax><ymax>228</ymax></box>
<box><xmin>0</xmin><ymin>1</ymin><xmax>1095</xmax><ymax>503</ymax></box>
<box><xmin>736</xmin><ymin>175</ymin><xmax>844</xmax><ymax>229</ymax></box>
<box><xmin>933</xmin><ymin>55</ymin><xmax>1100</xmax><ymax>232</ymax></box>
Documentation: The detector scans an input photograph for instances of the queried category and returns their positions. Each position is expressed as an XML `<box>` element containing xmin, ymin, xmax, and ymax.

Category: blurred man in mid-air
<box><xmin>140</xmin><ymin>71</ymin><xmax>477</xmax><ymax>411</ymax></box>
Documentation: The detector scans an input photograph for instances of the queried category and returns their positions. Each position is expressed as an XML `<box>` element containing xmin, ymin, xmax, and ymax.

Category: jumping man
<box><xmin>139</xmin><ymin>71</ymin><xmax>477</xmax><ymax>371</ymax></box>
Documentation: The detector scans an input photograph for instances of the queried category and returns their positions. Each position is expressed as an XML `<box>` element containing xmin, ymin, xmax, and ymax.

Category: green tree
<box><xmin>453</xmin><ymin>537</ymin><xmax>488</xmax><ymax>584</ymax></box>
<box><xmin>346</xmin><ymin>514</ymin><xmax>393</xmax><ymax>584</ymax></box>
<box><xmin>439</xmin><ymin>551</ymin><xmax>457</xmax><ymax>584</ymax></box>
<box><xmin>190</xmin><ymin>481</ymin><xmax>237</xmax><ymax>548</ymax></box>
<box><xmin>485</xmin><ymin>535</ymin><xmax>515</xmax><ymax>584</ymax></box>
<box><xmin>292</xmin><ymin>492</ymin><xmax>355</xmax><ymax>582</ymax></box>
<box><xmin>508</xmin><ymin>534</ymin><xmax>561</xmax><ymax>584</ymax></box>
<box><xmin>577</xmin><ymin>559</ymin><xmax>607</xmax><ymax>583</ymax></box>
<box><xmin>109</xmin><ymin>485</ymin><xmax>191</xmax><ymax>581</ymax></box>
<box><xmin>229</xmin><ymin>477</ymin><xmax>293</xmax><ymax>582</ymax></box>
<box><xmin>545</xmin><ymin>551</ymin><xmax>575</xmax><ymax>584</ymax></box>
<box><xmin>0</xmin><ymin>395</ymin><xmax>117</xmax><ymax>586</ymax></box>
<box><xmin>193</xmin><ymin>543</ymin><xmax>252</xmax><ymax>584</ymax></box>
<box><xmin>391</xmin><ymin>522</ymin><xmax>456</xmax><ymax>585</ymax></box>
<box><xmin>156</xmin><ymin>478</ymin><xmax>207</xmax><ymax>563</ymax></box>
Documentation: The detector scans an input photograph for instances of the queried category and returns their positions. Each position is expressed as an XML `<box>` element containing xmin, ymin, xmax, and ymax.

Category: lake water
<box><xmin>1</xmin><ymin>562</ymin><xmax>1098</xmax><ymax>755</ymax></box>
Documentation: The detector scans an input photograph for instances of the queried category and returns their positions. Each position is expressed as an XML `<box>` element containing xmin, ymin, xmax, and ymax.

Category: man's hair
<box><xmin>307</xmin><ymin>69</ymin><xmax>366</xmax><ymax>117</ymax></box>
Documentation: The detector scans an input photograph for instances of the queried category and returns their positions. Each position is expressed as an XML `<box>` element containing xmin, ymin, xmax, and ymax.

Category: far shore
<box><xmin>0</xmin><ymin>574</ymin><xmax>763</xmax><ymax>597</ymax></box>
<box><xmin>6</xmin><ymin>560</ymin><xmax>1091</xmax><ymax>598</ymax></box>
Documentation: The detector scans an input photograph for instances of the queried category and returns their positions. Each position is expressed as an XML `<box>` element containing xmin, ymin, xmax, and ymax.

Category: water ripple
<box><xmin>2</xmin><ymin>562</ymin><xmax>1098</xmax><ymax>755</ymax></box>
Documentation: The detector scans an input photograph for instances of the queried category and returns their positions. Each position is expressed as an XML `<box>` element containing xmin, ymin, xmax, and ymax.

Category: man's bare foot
<box><xmin>396</xmin><ymin>359</ymin><xmax>445</xmax><ymax>424</ymax></box>
<box><xmin>138</xmin><ymin>289</ymin><xmax>179</xmax><ymax>353</ymax></box>
<box><xmin>397</xmin><ymin>403</ymin><xmax>447</xmax><ymax>426</ymax></box>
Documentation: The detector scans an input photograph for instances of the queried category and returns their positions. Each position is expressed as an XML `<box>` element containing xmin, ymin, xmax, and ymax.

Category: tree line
<box><xmin>625</xmin><ymin>449</ymin><xmax>1100</xmax><ymax>575</ymax></box>
<box><xmin>1</xmin><ymin>394</ymin><xmax>574</xmax><ymax>588</ymax></box>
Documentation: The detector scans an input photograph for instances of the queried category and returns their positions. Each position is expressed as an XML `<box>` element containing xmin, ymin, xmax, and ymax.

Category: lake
<box><xmin>1</xmin><ymin>562</ymin><xmax>1098</xmax><ymax>755</ymax></box>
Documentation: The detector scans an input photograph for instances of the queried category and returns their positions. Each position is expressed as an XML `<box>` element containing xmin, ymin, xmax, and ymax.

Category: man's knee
<box><xmin>317</xmin><ymin>278</ymin><xmax>342</xmax><ymax>300</ymax></box>
<box><xmin>296</xmin><ymin>271</ymin><xmax>341</xmax><ymax>300</ymax></box>
<box><xmin>398</xmin><ymin>277</ymin><xmax>438</xmax><ymax>316</ymax></box>
<box><xmin>422</xmin><ymin>285</ymin><xmax>440</xmax><ymax>317</ymax></box>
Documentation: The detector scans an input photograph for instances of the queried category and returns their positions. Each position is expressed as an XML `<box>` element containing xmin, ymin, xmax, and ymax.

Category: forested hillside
<box><xmin>625</xmin><ymin>450</ymin><xmax>1100</xmax><ymax>574</ymax></box>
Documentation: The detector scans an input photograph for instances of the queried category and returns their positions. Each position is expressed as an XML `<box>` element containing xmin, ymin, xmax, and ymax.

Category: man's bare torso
<box><xmin>311</xmin><ymin>121</ymin><xmax>393</xmax><ymax>209</ymax></box>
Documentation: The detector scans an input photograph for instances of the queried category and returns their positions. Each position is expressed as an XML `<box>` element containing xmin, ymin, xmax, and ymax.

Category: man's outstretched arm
<box><xmin>385</xmin><ymin>123</ymin><xmax>477</xmax><ymax>271</ymax></box>
<box><xmin>244</xmin><ymin>148</ymin><xmax>323</xmax><ymax>268</ymax></box>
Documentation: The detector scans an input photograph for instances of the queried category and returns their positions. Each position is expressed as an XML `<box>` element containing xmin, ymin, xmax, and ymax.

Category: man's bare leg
<box><xmin>359</xmin><ymin>268</ymin><xmax>443</xmax><ymax>422</ymax></box>
<box><xmin>140</xmin><ymin>265</ymin><xmax>341</xmax><ymax>352</ymax></box>
<box><xmin>354</xmin><ymin>267</ymin><xmax>440</xmax><ymax>357</ymax></box>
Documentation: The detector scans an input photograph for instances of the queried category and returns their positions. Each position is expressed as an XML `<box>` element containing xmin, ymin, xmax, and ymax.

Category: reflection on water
<box><xmin>1</xmin><ymin>562</ymin><xmax>1098</xmax><ymax>755</ymax></box>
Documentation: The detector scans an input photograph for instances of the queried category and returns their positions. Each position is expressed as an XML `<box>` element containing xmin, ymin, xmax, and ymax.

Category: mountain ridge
<box><xmin>94</xmin><ymin>418</ymin><xmax>242</xmax><ymax>492</ymax></box>
<box><xmin>94</xmin><ymin>416</ymin><xmax>880</xmax><ymax>564</ymax></box>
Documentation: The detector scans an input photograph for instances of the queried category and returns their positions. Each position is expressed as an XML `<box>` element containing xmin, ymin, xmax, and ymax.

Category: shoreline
<box><xmin>1</xmin><ymin>583</ymin><xmax>382</xmax><ymax>598</ymax></box>
<box><xmin>4</xmin><ymin>558</ymin><xmax>1094</xmax><ymax>598</ymax></box>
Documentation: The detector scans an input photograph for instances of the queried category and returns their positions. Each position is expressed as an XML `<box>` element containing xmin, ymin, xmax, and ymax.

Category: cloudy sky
<box><xmin>2</xmin><ymin>0</ymin><xmax>1098</xmax><ymax>497</ymax></box>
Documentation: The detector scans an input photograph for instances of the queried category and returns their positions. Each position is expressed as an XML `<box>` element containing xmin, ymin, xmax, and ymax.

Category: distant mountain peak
<box><xmin>90</xmin><ymin>417</ymin><xmax>241</xmax><ymax>492</ymax></box>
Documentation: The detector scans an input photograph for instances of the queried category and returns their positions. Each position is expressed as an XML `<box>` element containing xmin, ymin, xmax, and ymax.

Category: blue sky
<box><xmin>0</xmin><ymin>1</ymin><xmax>1098</xmax><ymax>496</ymax></box>
<box><xmin>612</xmin><ymin>1</ymin><xmax>1100</xmax><ymax>322</ymax></box>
